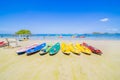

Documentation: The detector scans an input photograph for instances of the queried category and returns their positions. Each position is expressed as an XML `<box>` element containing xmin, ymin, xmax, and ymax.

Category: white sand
<box><xmin>0</xmin><ymin>39</ymin><xmax>120</xmax><ymax>80</ymax></box>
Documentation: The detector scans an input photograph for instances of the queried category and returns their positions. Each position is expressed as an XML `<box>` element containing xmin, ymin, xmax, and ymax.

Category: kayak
<box><xmin>26</xmin><ymin>43</ymin><xmax>46</xmax><ymax>55</ymax></box>
<box><xmin>61</xmin><ymin>42</ymin><xmax>71</xmax><ymax>55</ymax></box>
<box><xmin>69</xmin><ymin>43</ymin><xmax>81</xmax><ymax>55</ymax></box>
<box><xmin>82</xmin><ymin>42</ymin><xmax>102</xmax><ymax>55</ymax></box>
<box><xmin>39</xmin><ymin>43</ymin><xmax>52</xmax><ymax>55</ymax></box>
<box><xmin>49</xmin><ymin>42</ymin><xmax>60</xmax><ymax>55</ymax></box>
<box><xmin>76</xmin><ymin>43</ymin><xmax>91</xmax><ymax>55</ymax></box>
<box><xmin>16</xmin><ymin>43</ymin><xmax>39</xmax><ymax>55</ymax></box>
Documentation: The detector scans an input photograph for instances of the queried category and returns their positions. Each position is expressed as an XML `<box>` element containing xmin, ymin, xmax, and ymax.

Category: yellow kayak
<box><xmin>76</xmin><ymin>43</ymin><xmax>91</xmax><ymax>55</ymax></box>
<box><xmin>69</xmin><ymin>43</ymin><xmax>81</xmax><ymax>55</ymax></box>
<box><xmin>61</xmin><ymin>42</ymin><xmax>71</xmax><ymax>55</ymax></box>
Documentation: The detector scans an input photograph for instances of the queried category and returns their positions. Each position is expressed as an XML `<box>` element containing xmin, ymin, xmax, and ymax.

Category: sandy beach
<box><xmin>0</xmin><ymin>39</ymin><xmax>120</xmax><ymax>80</ymax></box>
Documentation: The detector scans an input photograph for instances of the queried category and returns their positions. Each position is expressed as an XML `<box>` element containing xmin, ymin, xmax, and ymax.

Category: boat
<box><xmin>82</xmin><ymin>42</ymin><xmax>102</xmax><ymax>55</ymax></box>
<box><xmin>69</xmin><ymin>43</ymin><xmax>81</xmax><ymax>55</ymax></box>
<box><xmin>0</xmin><ymin>41</ymin><xmax>7</xmax><ymax>47</ymax></box>
<box><xmin>75</xmin><ymin>43</ymin><xmax>91</xmax><ymax>55</ymax></box>
<box><xmin>39</xmin><ymin>43</ymin><xmax>52</xmax><ymax>55</ymax></box>
<box><xmin>49</xmin><ymin>42</ymin><xmax>60</xmax><ymax>55</ymax></box>
<box><xmin>61</xmin><ymin>42</ymin><xmax>71</xmax><ymax>55</ymax></box>
<box><xmin>80</xmin><ymin>36</ymin><xmax>85</xmax><ymax>38</ymax></box>
<box><xmin>16</xmin><ymin>43</ymin><xmax>39</xmax><ymax>55</ymax></box>
<box><xmin>26</xmin><ymin>43</ymin><xmax>46</xmax><ymax>55</ymax></box>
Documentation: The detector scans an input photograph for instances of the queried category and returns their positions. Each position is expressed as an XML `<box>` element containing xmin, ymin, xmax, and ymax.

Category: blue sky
<box><xmin>0</xmin><ymin>0</ymin><xmax>120</xmax><ymax>34</ymax></box>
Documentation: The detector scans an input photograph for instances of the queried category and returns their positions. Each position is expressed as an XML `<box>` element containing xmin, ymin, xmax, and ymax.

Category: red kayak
<box><xmin>0</xmin><ymin>41</ymin><xmax>7</xmax><ymax>47</ymax></box>
<box><xmin>82</xmin><ymin>42</ymin><xmax>102</xmax><ymax>55</ymax></box>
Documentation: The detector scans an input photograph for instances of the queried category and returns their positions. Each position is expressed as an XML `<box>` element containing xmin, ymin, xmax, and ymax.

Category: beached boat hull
<box><xmin>26</xmin><ymin>43</ymin><xmax>46</xmax><ymax>55</ymax></box>
<box><xmin>76</xmin><ymin>43</ymin><xmax>91</xmax><ymax>55</ymax></box>
<box><xmin>69</xmin><ymin>43</ymin><xmax>81</xmax><ymax>55</ymax></box>
<box><xmin>61</xmin><ymin>42</ymin><xmax>71</xmax><ymax>55</ymax></box>
<box><xmin>49</xmin><ymin>42</ymin><xmax>60</xmax><ymax>55</ymax></box>
<box><xmin>17</xmin><ymin>49</ymin><xmax>26</xmax><ymax>55</ymax></box>
<box><xmin>16</xmin><ymin>43</ymin><xmax>39</xmax><ymax>55</ymax></box>
<box><xmin>82</xmin><ymin>42</ymin><xmax>102</xmax><ymax>55</ymax></box>
<box><xmin>39</xmin><ymin>43</ymin><xmax>52</xmax><ymax>55</ymax></box>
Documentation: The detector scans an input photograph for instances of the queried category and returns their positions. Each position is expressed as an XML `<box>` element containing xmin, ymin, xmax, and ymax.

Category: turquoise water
<box><xmin>0</xmin><ymin>34</ymin><xmax>120</xmax><ymax>40</ymax></box>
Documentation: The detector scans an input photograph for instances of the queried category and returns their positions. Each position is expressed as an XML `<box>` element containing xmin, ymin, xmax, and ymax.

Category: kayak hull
<box><xmin>49</xmin><ymin>42</ymin><xmax>60</xmax><ymax>55</ymax></box>
<box><xmin>61</xmin><ymin>42</ymin><xmax>71</xmax><ymax>55</ymax></box>
<box><xmin>69</xmin><ymin>43</ymin><xmax>81</xmax><ymax>55</ymax></box>
<box><xmin>26</xmin><ymin>43</ymin><xmax>46</xmax><ymax>55</ymax></box>
<box><xmin>76</xmin><ymin>43</ymin><xmax>91</xmax><ymax>55</ymax></box>
<box><xmin>40</xmin><ymin>43</ymin><xmax>52</xmax><ymax>55</ymax></box>
<box><xmin>16</xmin><ymin>43</ymin><xmax>39</xmax><ymax>55</ymax></box>
<box><xmin>82</xmin><ymin>42</ymin><xmax>102</xmax><ymax>55</ymax></box>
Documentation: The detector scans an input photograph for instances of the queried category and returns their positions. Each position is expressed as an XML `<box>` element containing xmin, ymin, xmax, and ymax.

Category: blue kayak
<box><xmin>26</xmin><ymin>43</ymin><xmax>46</xmax><ymax>55</ymax></box>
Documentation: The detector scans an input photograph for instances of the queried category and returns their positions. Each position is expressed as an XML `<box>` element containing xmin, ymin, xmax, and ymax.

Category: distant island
<box><xmin>92</xmin><ymin>32</ymin><xmax>120</xmax><ymax>34</ymax></box>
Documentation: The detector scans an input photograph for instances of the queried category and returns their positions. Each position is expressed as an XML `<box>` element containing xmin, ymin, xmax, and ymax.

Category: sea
<box><xmin>0</xmin><ymin>33</ymin><xmax>120</xmax><ymax>40</ymax></box>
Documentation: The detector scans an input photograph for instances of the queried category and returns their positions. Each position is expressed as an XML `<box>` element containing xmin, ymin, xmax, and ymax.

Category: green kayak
<box><xmin>49</xmin><ymin>42</ymin><xmax>60</xmax><ymax>55</ymax></box>
<box><xmin>39</xmin><ymin>43</ymin><xmax>52</xmax><ymax>55</ymax></box>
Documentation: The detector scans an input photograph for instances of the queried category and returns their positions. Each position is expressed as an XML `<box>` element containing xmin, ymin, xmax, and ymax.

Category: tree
<box><xmin>92</xmin><ymin>32</ymin><xmax>101</xmax><ymax>34</ymax></box>
<box><xmin>15</xmin><ymin>29</ymin><xmax>31</xmax><ymax>39</ymax></box>
<box><xmin>15</xmin><ymin>29</ymin><xmax>31</xmax><ymax>35</ymax></box>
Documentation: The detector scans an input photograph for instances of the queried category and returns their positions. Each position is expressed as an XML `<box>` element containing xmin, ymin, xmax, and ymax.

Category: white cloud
<box><xmin>100</xmin><ymin>18</ymin><xmax>109</xmax><ymax>22</ymax></box>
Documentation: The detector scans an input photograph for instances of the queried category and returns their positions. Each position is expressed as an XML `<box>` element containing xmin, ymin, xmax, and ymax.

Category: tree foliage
<box><xmin>15</xmin><ymin>29</ymin><xmax>31</xmax><ymax>35</ymax></box>
<box><xmin>92</xmin><ymin>32</ymin><xmax>101</xmax><ymax>34</ymax></box>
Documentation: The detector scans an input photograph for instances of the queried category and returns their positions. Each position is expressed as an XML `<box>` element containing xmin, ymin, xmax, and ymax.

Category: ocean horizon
<box><xmin>0</xmin><ymin>33</ymin><xmax>120</xmax><ymax>40</ymax></box>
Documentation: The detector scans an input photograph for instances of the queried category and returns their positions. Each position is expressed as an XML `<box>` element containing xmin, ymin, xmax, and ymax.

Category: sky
<box><xmin>0</xmin><ymin>0</ymin><xmax>120</xmax><ymax>34</ymax></box>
